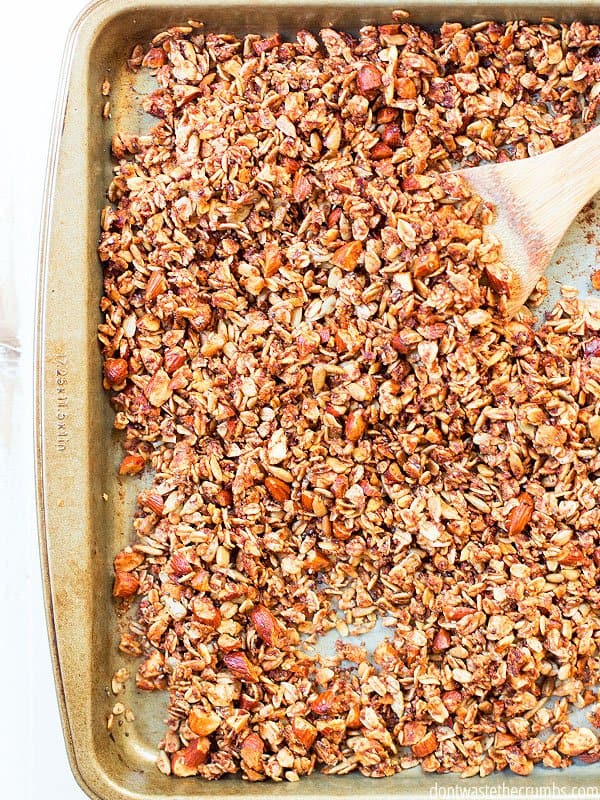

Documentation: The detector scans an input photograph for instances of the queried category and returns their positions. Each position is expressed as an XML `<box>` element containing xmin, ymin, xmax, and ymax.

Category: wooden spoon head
<box><xmin>455</xmin><ymin>165</ymin><xmax>558</xmax><ymax>316</ymax></box>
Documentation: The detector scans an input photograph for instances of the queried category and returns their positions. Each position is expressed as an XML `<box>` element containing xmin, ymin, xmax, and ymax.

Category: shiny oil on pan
<box><xmin>36</xmin><ymin>1</ymin><xmax>600</xmax><ymax>798</ymax></box>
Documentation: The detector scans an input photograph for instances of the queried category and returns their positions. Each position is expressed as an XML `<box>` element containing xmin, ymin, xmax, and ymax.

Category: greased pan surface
<box><xmin>36</xmin><ymin>1</ymin><xmax>600</xmax><ymax>798</ymax></box>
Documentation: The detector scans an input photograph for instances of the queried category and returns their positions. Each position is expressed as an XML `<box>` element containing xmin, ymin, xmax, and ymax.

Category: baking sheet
<box><xmin>36</xmin><ymin>2</ymin><xmax>600</xmax><ymax>798</ymax></box>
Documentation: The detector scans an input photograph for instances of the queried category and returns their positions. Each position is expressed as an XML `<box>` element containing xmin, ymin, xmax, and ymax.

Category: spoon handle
<box><xmin>536</xmin><ymin>124</ymin><xmax>600</xmax><ymax>234</ymax></box>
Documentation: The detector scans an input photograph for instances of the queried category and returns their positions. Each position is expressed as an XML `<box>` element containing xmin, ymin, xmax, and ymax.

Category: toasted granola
<box><xmin>98</xmin><ymin>18</ymin><xmax>600</xmax><ymax>781</ymax></box>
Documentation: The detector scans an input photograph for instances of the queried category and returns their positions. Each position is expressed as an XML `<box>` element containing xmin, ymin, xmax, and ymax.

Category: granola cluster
<box><xmin>98</xmin><ymin>17</ymin><xmax>600</xmax><ymax>781</ymax></box>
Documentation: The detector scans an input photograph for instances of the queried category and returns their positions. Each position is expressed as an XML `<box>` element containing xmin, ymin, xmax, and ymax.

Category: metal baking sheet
<box><xmin>36</xmin><ymin>1</ymin><xmax>600</xmax><ymax>798</ymax></box>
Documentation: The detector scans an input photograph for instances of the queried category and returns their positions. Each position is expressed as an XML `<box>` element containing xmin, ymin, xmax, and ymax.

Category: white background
<box><xmin>2</xmin><ymin>0</ymin><xmax>88</xmax><ymax>797</ymax></box>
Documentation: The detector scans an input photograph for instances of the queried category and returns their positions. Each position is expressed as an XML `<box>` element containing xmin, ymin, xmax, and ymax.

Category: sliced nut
<box><xmin>356</xmin><ymin>63</ymin><xmax>383</xmax><ymax>97</ymax></box>
<box><xmin>223</xmin><ymin>651</ymin><xmax>260</xmax><ymax>682</ymax></box>
<box><xmin>558</xmin><ymin>728</ymin><xmax>599</xmax><ymax>756</ymax></box>
<box><xmin>171</xmin><ymin>737</ymin><xmax>210</xmax><ymax>776</ymax></box>
<box><xmin>411</xmin><ymin>731</ymin><xmax>438</xmax><ymax>758</ymax></box>
<box><xmin>113</xmin><ymin>571</ymin><xmax>139</xmax><ymax>598</ymax></box>
<box><xmin>142</xmin><ymin>47</ymin><xmax>167</xmax><ymax>68</ymax></box>
<box><xmin>170</xmin><ymin>552</ymin><xmax>192</xmax><ymax>576</ymax></box>
<box><xmin>330</xmin><ymin>240</ymin><xmax>363</xmax><ymax>271</ymax></box>
<box><xmin>188</xmin><ymin>708</ymin><xmax>222</xmax><ymax>736</ymax></box>
<box><xmin>140</xmin><ymin>491</ymin><xmax>164</xmax><ymax>515</ymax></box>
<box><xmin>240</xmin><ymin>732</ymin><xmax>264</xmax><ymax>771</ymax></box>
<box><xmin>104</xmin><ymin>358</ymin><xmax>128</xmax><ymax>386</ymax></box>
<box><xmin>484</xmin><ymin>263</ymin><xmax>515</xmax><ymax>296</ymax></box>
<box><xmin>114</xmin><ymin>549</ymin><xmax>144</xmax><ymax>572</ymax></box>
<box><xmin>345</xmin><ymin>409</ymin><xmax>366</xmax><ymax>442</ymax></box>
<box><xmin>253</xmin><ymin>33</ymin><xmax>281</xmax><ymax>54</ymax></box>
<box><xmin>381</xmin><ymin>123</ymin><xmax>401</xmax><ymax>148</ymax></box>
<box><xmin>264</xmin><ymin>476</ymin><xmax>291</xmax><ymax>502</ymax></box>
<box><xmin>290</xmin><ymin>717</ymin><xmax>318</xmax><ymax>749</ymax></box>
<box><xmin>402</xmin><ymin>721</ymin><xmax>427</xmax><ymax>746</ymax></box>
<box><xmin>432</xmin><ymin>629</ymin><xmax>451</xmax><ymax>652</ymax></box>
<box><xmin>250</xmin><ymin>605</ymin><xmax>283</xmax><ymax>647</ymax></box>
<box><xmin>145</xmin><ymin>270</ymin><xmax>167</xmax><ymax>301</ymax></box>
<box><xmin>164</xmin><ymin>347</ymin><xmax>187</xmax><ymax>374</ymax></box>
<box><xmin>370</xmin><ymin>142</ymin><xmax>393</xmax><ymax>160</ymax></box>
<box><xmin>292</xmin><ymin>172</ymin><xmax>312</xmax><ymax>203</ymax></box>
<box><xmin>145</xmin><ymin>369</ymin><xmax>172</xmax><ymax>407</ymax></box>
<box><xmin>310</xmin><ymin>689</ymin><xmax>336</xmax><ymax>715</ymax></box>
<box><xmin>508</xmin><ymin>493</ymin><xmax>534</xmax><ymax>536</ymax></box>
<box><xmin>190</xmin><ymin>597</ymin><xmax>221</xmax><ymax>628</ymax></box>
<box><xmin>118</xmin><ymin>453</ymin><xmax>145</xmax><ymax>475</ymax></box>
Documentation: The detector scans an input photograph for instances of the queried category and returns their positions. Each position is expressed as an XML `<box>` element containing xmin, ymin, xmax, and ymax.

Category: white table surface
<box><xmin>3</xmin><ymin>1</ymin><xmax>90</xmax><ymax>796</ymax></box>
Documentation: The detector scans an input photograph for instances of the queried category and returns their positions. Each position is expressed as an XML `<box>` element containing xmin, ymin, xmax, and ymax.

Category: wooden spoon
<box><xmin>455</xmin><ymin>125</ymin><xmax>600</xmax><ymax>316</ymax></box>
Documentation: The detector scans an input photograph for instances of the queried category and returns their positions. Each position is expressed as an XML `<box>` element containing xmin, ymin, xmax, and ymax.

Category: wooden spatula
<box><xmin>455</xmin><ymin>125</ymin><xmax>600</xmax><ymax>316</ymax></box>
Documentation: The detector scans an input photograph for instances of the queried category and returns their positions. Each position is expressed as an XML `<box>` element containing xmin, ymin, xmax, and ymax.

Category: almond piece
<box><xmin>170</xmin><ymin>553</ymin><xmax>192</xmax><ymax>576</ymax></box>
<box><xmin>240</xmin><ymin>732</ymin><xmax>264</xmax><ymax>771</ymax></box>
<box><xmin>558</xmin><ymin>727</ymin><xmax>599</xmax><ymax>756</ymax></box>
<box><xmin>190</xmin><ymin>597</ymin><xmax>221</xmax><ymax>628</ymax></box>
<box><xmin>113</xmin><ymin>549</ymin><xmax>144</xmax><ymax>572</ymax></box>
<box><xmin>188</xmin><ymin>708</ymin><xmax>221</xmax><ymax>736</ymax></box>
<box><xmin>310</xmin><ymin>689</ymin><xmax>336</xmax><ymax>716</ymax></box>
<box><xmin>412</xmin><ymin>730</ymin><xmax>438</xmax><ymax>758</ymax></box>
<box><xmin>118</xmin><ymin>453</ymin><xmax>145</xmax><ymax>475</ymax></box>
<box><xmin>252</xmin><ymin>33</ymin><xmax>281</xmax><ymax>54</ymax></box>
<box><xmin>485</xmin><ymin>262</ymin><xmax>518</xmax><ymax>296</ymax></box>
<box><xmin>588</xmin><ymin>414</ymin><xmax>600</xmax><ymax>442</ymax></box>
<box><xmin>292</xmin><ymin>172</ymin><xmax>312</xmax><ymax>203</ymax></box>
<box><xmin>395</xmin><ymin>76</ymin><xmax>417</xmax><ymax>99</ymax></box>
<box><xmin>376</xmin><ymin>107</ymin><xmax>399</xmax><ymax>124</ymax></box>
<box><xmin>104</xmin><ymin>358</ymin><xmax>129</xmax><ymax>387</ymax></box>
<box><xmin>250</xmin><ymin>605</ymin><xmax>283</xmax><ymax>647</ymax></box>
<box><xmin>264</xmin><ymin>242</ymin><xmax>282</xmax><ymax>276</ymax></box>
<box><xmin>171</xmin><ymin>737</ymin><xmax>210</xmax><ymax>776</ymax></box>
<box><xmin>291</xmin><ymin>717</ymin><xmax>318</xmax><ymax>749</ymax></box>
<box><xmin>304</xmin><ymin>551</ymin><xmax>331</xmax><ymax>572</ymax></box>
<box><xmin>371</xmin><ymin>142</ymin><xmax>393</xmax><ymax>160</ymax></box>
<box><xmin>331</xmin><ymin>240</ymin><xmax>363</xmax><ymax>271</ymax></box>
<box><xmin>142</xmin><ymin>47</ymin><xmax>166</xmax><ymax>68</ymax></box>
<box><xmin>345</xmin><ymin>409</ymin><xmax>366</xmax><ymax>442</ymax></box>
<box><xmin>432</xmin><ymin>629</ymin><xmax>451</xmax><ymax>652</ymax></box>
<box><xmin>145</xmin><ymin>270</ymin><xmax>167</xmax><ymax>301</ymax></box>
<box><xmin>556</xmin><ymin>542</ymin><xmax>587</xmax><ymax>567</ymax></box>
<box><xmin>357</xmin><ymin>64</ymin><xmax>383</xmax><ymax>97</ymax></box>
<box><xmin>300</xmin><ymin>491</ymin><xmax>314</xmax><ymax>512</ymax></box>
<box><xmin>381</xmin><ymin>123</ymin><xmax>402</xmax><ymax>148</ymax></box>
<box><xmin>508</xmin><ymin>492</ymin><xmax>534</xmax><ymax>536</ymax></box>
<box><xmin>327</xmin><ymin>207</ymin><xmax>342</xmax><ymax>227</ymax></box>
<box><xmin>413</xmin><ymin>249</ymin><xmax>440</xmax><ymax>278</ymax></box>
<box><xmin>442</xmin><ymin>690</ymin><xmax>462</xmax><ymax>712</ymax></box>
<box><xmin>189</xmin><ymin>303</ymin><xmax>212</xmax><ymax>332</ymax></box>
<box><xmin>189</xmin><ymin>569</ymin><xmax>210</xmax><ymax>592</ymax></box>
<box><xmin>331</xmin><ymin>520</ymin><xmax>351</xmax><ymax>540</ymax></box>
<box><xmin>140</xmin><ymin>491</ymin><xmax>164</xmax><ymax>515</ymax></box>
<box><xmin>164</xmin><ymin>346</ymin><xmax>186</xmax><ymax>374</ymax></box>
<box><xmin>223</xmin><ymin>651</ymin><xmax>259</xmax><ymax>682</ymax></box>
<box><xmin>145</xmin><ymin>368</ymin><xmax>172</xmax><ymax>407</ymax></box>
<box><xmin>402</xmin><ymin>721</ymin><xmax>427</xmax><ymax>746</ymax></box>
<box><xmin>113</xmin><ymin>571</ymin><xmax>139</xmax><ymax>598</ymax></box>
<box><xmin>265</xmin><ymin>476</ymin><xmax>291</xmax><ymax>502</ymax></box>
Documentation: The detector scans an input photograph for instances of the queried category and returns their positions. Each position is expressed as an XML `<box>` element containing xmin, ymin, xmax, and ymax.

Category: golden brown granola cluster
<box><xmin>98</xmin><ymin>17</ymin><xmax>600</xmax><ymax>781</ymax></box>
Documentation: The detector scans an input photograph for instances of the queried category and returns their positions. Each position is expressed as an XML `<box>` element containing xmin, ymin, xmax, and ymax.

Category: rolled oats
<box><xmin>99</xmin><ymin>17</ymin><xmax>600</xmax><ymax>782</ymax></box>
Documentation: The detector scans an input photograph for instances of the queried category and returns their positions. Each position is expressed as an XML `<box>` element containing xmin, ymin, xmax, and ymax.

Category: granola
<box><xmin>98</xmin><ymin>17</ymin><xmax>600</xmax><ymax>780</ymax></box>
